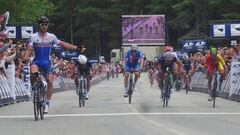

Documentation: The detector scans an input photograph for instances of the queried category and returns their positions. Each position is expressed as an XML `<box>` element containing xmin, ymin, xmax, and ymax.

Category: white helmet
<box><xmin>164</xmin><ymin>52</ymin><xmax>176</xmax><ymax>61</ymax></box>
<box><xmin>78</xmin><ymin>54</ymin><xmax>87</xmax><ymax>64</ymax></box>
<box><xmin>131</xmin><ymin>44</ymin><xmax>138</xmax><ymax>51</ymax></box>
<box><xmin>183</xmin><ymin>54</ymin><xmax>189</xmax><ymax>60</ymax></box>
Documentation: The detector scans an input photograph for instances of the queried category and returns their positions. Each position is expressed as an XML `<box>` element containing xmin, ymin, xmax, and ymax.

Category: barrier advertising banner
<box><xmin>181</xmin><ymin>39</ymin><xmax>207</xmax><ymax>52</ymax></box>
<box><xmin>230</xmin><ymin>62</ymin><xmax>240</xmax><ymax>96</ymax></box>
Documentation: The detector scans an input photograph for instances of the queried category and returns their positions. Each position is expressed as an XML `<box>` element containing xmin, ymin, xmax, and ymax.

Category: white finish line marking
<box><xmin>0</xmin><ymin>112</ymin><xmax>240</xmax><ymax>119</ymax></box>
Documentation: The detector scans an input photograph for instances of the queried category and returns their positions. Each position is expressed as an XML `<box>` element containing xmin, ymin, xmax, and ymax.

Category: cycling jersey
<box><xmin>182</xmin><ymin>60</ymin><xmax>192</xmax><ymax>72</ymax></box>
<box><xmin>28</xmin><ymin>32</ymin><xmax>61</xmax><ymax>72</ymax></box>
<box><xmin>157</xmin><ymin>54</ymin><xmax>178</xmax><ymax>72</ymax></box>
<box><xmin>75</xmin><ymin>61</ymin><xmax>92</xmax><ymax>75</ymax></box>
<box><xmin>124</xmin><ymin>50</ymin><xmax>143</xmax><ymax>72</ymax></box>
<box><xmin>205</xmin><ymin>54</ymin><xmax>226</xmax><ymax>74</ymax></box>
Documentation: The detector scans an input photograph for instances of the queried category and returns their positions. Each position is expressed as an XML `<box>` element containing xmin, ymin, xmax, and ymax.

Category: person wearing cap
<box><xmin>123</xmin><ymin>44</ymin><xmax>144</xmax><ymax>97</ymax></box>
<box><xmin>73</xmin><ymin>55</ymin><xmax>92</xmax><ymax>99</ymax></box>
<box><xmin>205</xmin><ymin>47</ymin><xmax>228</xmax><ymax>101</ymax></box>
<box><xmin>24</xmin><ymin>16</ymin><xmax>86</xmax><ymax>114</ymax></box>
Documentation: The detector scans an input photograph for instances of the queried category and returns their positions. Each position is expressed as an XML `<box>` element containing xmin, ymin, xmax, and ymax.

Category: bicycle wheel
<box><xmin>82</xmin><ymin>78</ymin><xmax>86</xmax><ymax>106</ymax></box>
<box><xmin>175</xmin><ymin>77</ymin><xmax>180</xmax><ymax>92</ymax></box>
<box><xmin>163</xmin><ymin>96</ymin><xmax>166</xmax><ymax>107</ymax></box>
<box><xmin>150</xmin><ymin>76</ymin><xmax>153</xmax><ymax>86</ymax></box>
<box><xmin>40</xmin><ymin>87</ymin><xmax>45</xmax><ymax>119</ymax></box>
<box><xmin>79</xmin><ymin>80</ymin><xmax>82</xmax><ymax>107</ymax></box>
<box><xmin>128</xmin><ymin>77</ymin><xmax>133</xmax><ymax>104</ymax></box>
<box><xmin>33</xmin><ymin>87</ymin><xmax>40</xmax><ymax>121</ymax></box>
<box><xmin>163</xmin><ymin>75</ymin><xmax>171</xmax><ymax>107</ymax></box>
<box><xmin>186</xmin><ymin>76</ymin><xmax>189</xmax><ymax>94</ymax></box>
<box><xmin>213</xmin><ymin>96</ymin><xmax>216</xmax><ymax>108</ymax></box>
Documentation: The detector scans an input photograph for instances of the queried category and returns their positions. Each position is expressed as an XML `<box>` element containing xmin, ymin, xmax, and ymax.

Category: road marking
<box><xmin>1</xmin><ymin>112</ymin><xmax>240</xmax><ymax>119</ymax></box>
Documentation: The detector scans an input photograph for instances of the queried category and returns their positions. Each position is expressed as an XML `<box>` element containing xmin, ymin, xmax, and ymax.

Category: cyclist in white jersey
<box><xmin>24</xmin><ymin>16</ymin><xmax>85</xmax><ymax>113</ymax></box>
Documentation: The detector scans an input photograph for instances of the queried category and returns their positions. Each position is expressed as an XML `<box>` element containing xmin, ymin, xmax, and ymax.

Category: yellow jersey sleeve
<box><xmin>217</xmin><ymin>54</ymin><xmax>226</xmax><ymax>66</ymax></box>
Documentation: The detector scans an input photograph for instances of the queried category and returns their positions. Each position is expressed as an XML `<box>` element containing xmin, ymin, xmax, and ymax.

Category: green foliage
<box><xmin>0</xmin><ymin>0</ymin><xmax>54</xmax><ymax>23</ymax></box>
<box><xmin>2</xmin><ymin>0</ymin><xmax>240</xmax><ymax>57</ymax></box>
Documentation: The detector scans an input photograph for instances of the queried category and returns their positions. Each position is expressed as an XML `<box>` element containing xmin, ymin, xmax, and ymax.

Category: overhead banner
<box><xmin>4</xmin><ymin>26</ymin><xmax>16</xmax><ymax>38</ymax></box>
<box><xmin>230</xmin><ymin>24</ymin><xmax>240</xmax><ymax>36</ymax></box>
<box><xmin>4</xmin><ymin>25</ymin><xmax>36</xmax><ymax>39</ymax></box>
<box><xmin>181</xmin><ymin>39</ymin><xmax>207</xmax><ymax>51</ymax></box>
<box><xmin>21</xmin><ymin>26</ymin><xmax>33</xmax><ymax>38</ymax></box>
<box><xmin>210</xmin><ymin>22</ymin><xmax>240</xmax><ymax>38</ymax></box>
<box><xmin>213</xmin><ymin>24</ymin><xmax>226</xmax><ymax>37</ymax></box>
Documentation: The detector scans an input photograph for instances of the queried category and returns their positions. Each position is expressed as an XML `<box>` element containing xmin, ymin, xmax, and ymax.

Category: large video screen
<box><xmin>122</xmin><ymin>15</ymin><xmax>165</xmax><ymax>45</ymax></box>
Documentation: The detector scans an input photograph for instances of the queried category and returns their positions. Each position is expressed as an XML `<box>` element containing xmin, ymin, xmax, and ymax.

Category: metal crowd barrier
<box><xmin>15</xmin><ymin>78</ymin><xmax>29</xmax><ymax>102</ymax></box>
<box><xmin>0</xmin><ymin>74</ymin><xmax>14</xmax><ymax>106</ymax></box>
<box><xmin>192</xmin><ymin>71</ymin><xmax>240</xmax><ymax>101</ymax></box>
<box><xmin>0</xmin><ymin>72</ymin><xmax>107</xmax><ymax>107</ymax></box>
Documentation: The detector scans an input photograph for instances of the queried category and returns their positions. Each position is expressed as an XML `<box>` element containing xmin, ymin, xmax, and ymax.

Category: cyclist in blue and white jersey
<box><xmin>123</xmin><ymin>44</ymin><xmax>144</xmax><ymax>97</ymax></box>
<box><xmin>24</xmin><ymin>16</ymin><xmax>85</xmax><ymax>113</ymax></box>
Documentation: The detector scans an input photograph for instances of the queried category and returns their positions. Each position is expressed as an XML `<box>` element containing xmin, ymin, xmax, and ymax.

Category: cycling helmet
<box><xmin>183</xmin><ymin>54</ymin><xmax>189</xmax><ymax>60</ymax></box>
<box><xmin>38</xmin><ymin>16</ymin><xmax>49</xmax><ymax>25</ymax></box>
<box><xmin>164</xmin><ymin>52</ymin><xmax>176</xmax><ymax>61</ymax></box>
<box><xmin>164</xmin><ymin>45</ymin><xmax>173</xmax><ymax>52</ymax></box>
<box><xmin>210</xmin><ymin>47</ymin><xmax>217</xmax><ymax>55</ymax></box>
<box><xmin>131</xmin><ymin>44</ymin><xmax>138</xmax><ymax>51</ymax></box>
<box><xmin>78</xmin><ymin>54</ymin><xmax>87</xmax><ymax>64</ymax></box>
<box><xmin>0</xmin><ymin>11</ymin><xmax>9</xmax><ymax>31</ymax></box>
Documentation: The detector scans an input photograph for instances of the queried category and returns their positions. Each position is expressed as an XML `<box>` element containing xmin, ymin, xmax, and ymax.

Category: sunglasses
<box><xmin>39</xmin><ymin>23</ymin><xmax>48</xmax><ymax>27</ymax></box>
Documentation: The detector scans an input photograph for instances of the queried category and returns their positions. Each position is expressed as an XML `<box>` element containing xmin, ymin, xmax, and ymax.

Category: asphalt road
<box><xmin>0</xmin><ymin>73</ymin><xmax>240</xmax><ymax>135</ymax></box>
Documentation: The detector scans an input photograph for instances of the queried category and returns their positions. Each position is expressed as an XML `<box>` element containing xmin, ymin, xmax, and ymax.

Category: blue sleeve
<box><xmin>125</xmin><ymin>50</ymin><xmax>130</xmax><ymax>61</ymax></box>
<box><xmin>138</xmin><ymin>51</ymin><xmax>143</xmax><ymax>58</ymax></box>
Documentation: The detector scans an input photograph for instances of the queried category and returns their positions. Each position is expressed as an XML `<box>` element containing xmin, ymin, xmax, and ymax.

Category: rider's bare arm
<box><xmin>60</xmin><ymin>42</ymin><xmax>86</xmax><ymax>53</ymax></box>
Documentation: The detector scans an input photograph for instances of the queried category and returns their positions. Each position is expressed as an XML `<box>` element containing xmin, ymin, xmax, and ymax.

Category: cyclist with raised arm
<box><xmin>205</xmin><ymin>47</ymin><xmax>228</xmax><ymax>101</ymax></box>
<box><xmin>24</xmin><ymin>16</ymin><xmax>85</xmax><ymax>113</ymax></box>
<box><xmin>157</xmin><ymin>46</ymin><xmax>182</xmax><ymax>97</ymax></box>
<box><xmin>123</xmin><ymin>44</ymin><xmax>143</xmax><ymax>97</ymax></box>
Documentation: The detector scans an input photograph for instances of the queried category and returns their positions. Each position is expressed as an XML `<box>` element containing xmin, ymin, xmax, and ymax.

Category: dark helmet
<box><xmin>38</xmin><ymin>16</ymin><xmax>49</xmax><ymax>25</ymax></box>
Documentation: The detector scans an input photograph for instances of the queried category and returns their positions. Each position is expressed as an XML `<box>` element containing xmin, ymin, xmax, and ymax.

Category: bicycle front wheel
<box><xmin>128</xmin><ymin>78</ymin><xmax>133</xmax><ymax>104</ymax></box>
<box><xmin>40</xmin><ymin>87</ymin><xmax>45</xmax><ymax>120</ymax></box>
<box><xmin>33</xmin><ymin>88</ymin><xmax>40</xmax><ymax>121</ymax></box>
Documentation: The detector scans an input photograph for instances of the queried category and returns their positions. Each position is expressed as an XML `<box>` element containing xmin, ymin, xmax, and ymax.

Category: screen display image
<box><xmin>122</xmin><ymin>15</ymin><xmax>165</xmax><ymax>45</ymax></box>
